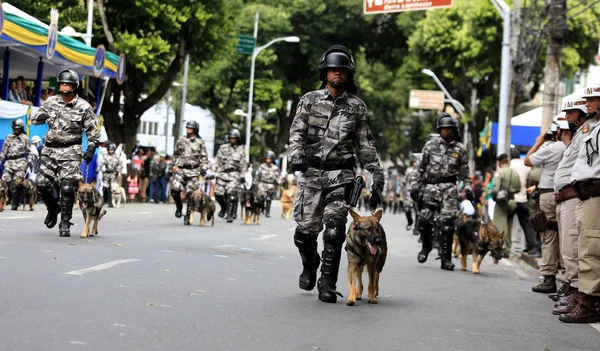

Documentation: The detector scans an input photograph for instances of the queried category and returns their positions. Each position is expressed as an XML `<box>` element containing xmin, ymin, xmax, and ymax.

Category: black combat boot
<box><xmin>183</xmin><ymin>193</ymin><xmax>193</xmax><ymax>225</ymax></box>
<box><xmin>294</xmin><ymin>230</ymin><xmax>320</xmax><ymax>291</ymax></box>
<box><xmin>549</xmin><ymin>282</ymin><xmax>571</xmax><ymax>301</ymax></box>
<box><xmin>171</xmin><ymin>190</ymin><xmax>183</xmax><ymax>218</ymax></box>
<box><xmin>318</xmin><ymin>219</ymin><xmax>346</xmax><ymax>303</ymax></box>
<box><xmin>10</xmin><ymin>181</ymin><xmax>20</xmax><ymax>210</ymax></box>
<box><xmin>265</xmin><ymin>199</ymin><xmax>272</xmax><ymax>218</ymax></box>
<box><xmin>226</xmin><ymin>195</ymin><xmax>236</xmax><ymax>223</ymax></box>
<box><xmin>58</xmin><ymin>181</ymin><xmax>76</xmax><ymax>237</ymax></box>
<box><xmin>440</xmin><ymin>231</ymin><xmax>455</xmax><ymax>271</ymax></box>
<box><xmin>417</xmin><ymin>220</ymin><xmax>433</xmax><ymax>263</ymax></box>
<box><xmin>106</xmin><ymin>183</ymin><xmax>114</xmax><ymax>208</ymax></box>
<box><xmin>216</xmin><ymin>195</ymin><xmax>226</xmax><ymax>218</ymax></box>
<box><xmin>559</xmin><ymin>293</ymin><xmax>600</xmax><ymax>324</ymax></box>
<box><xmin>532</xmin><ymin>275</ymin><xmax>557</xmax><ymax>293</ymax></box>
<box><xmin>39</xmin><ymin>186</ymin><xmax>60</xmax><ymax>228</ymax></box>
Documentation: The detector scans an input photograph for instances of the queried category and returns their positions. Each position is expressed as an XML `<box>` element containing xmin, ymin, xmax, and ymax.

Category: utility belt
<box><xmin>538</xmin><ymin>188</ymin><xmax>554</xmax><ymax>195</ymax></box>
<box><xmin>45</xmin><ymin>138</ymin><xmax>82</xmax><ymax>148</ymax></box>
<box><xmin>554</xmin><ymin>185</ymin><xmax>576</xmax><ymax>204</ymax></box>
<box><xmin>179</xmin><ymin>164</ymin><xmax>199</xmax><ymax>170</ymax></box>
<box><xmin>573</xmin><ymin>179</ymin><xmax>600</xmax><ymax>201</ymax></box>
<box><xmin>425</xmin><ymin>175</ymin><xmax>457</xmax><ymax>184</ymax></box>
<box><xmin>6</xmin><ymin>153</ymin><xmax>28</xmax><ymax>160</ymax></box>
<box><xmin>306</xmin><ymin>156</ymin><xmax>355</xmax><ymax>171</ymax></box>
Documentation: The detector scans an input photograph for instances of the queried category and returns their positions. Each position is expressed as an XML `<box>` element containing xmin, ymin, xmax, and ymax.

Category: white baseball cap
<box><xmin>561</xmin><ymin>93</ymin><xmax>587</xmax><ymax>113</ymax></box>
<box><xmin>582</xmin><ymin>85</ymin><xmax>600</xmax><ymax>98</ymax></box>
<box><xmin>31</xmin><ymin>135</ymin><xmax>41</xmax><ymax>143</ymax></box>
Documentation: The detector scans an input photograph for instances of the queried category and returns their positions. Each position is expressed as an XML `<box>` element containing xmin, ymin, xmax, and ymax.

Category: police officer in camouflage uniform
<box><xmin>255</xmin><ymin>150</ymin><xmax>280</xmax><ymax>218</ymax></box>
<box><xmin>170</xmin><ymin>120</ymin><xmax>208</xmax><ymax>225</ymax></box>
<box><xmin>0</xmin><ymin>119</ymin><xmax>31</xmax><ymax>210</ymax></box>
<box><xmin>215</xmin><ymin>129</ymin><xmax>247</xmax><ymax>223</ymax></box>
<box><xmin>289</xmin><ymin>45</ymin><xmax>384</xmax><ymax>303</ymax></box>
<box><xmin>99</xmin><ymin>143</ymin><xmax>121</xmax><ymax>208</ymax></box>
<box><xmin>411</xmin><ymin>113</ymin><xmax>471</xmax><ymax>271</ymax></box>
<box><xmin>32</xmin><ymin>69</ymin><xmax>99</xmax><ymax>237</ymax></box>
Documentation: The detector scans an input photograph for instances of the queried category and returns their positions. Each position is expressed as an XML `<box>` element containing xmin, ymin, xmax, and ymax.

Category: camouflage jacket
<box><xmin>288</xmin><ymin>88</ymin><xmax>384</xmax><ymax>188</ymax></box>
<box><xmin>32</xmin><ymin>95</ymin><xmax>99</xmax><ymax>148</ymax></box>
<box><xmin>99</xmin><ymin>153</ymin><xmax>121</xmax><ymax>174</ymax></box>
<box><xmin>0</xmin><ymin>133</ymin><xmax>31</xmax><ymax>162</ymax></box>
<box><xmin>173</xmin><ymin>136</ymin><xmax>208</xmax><ymax>170</ymax></box>
<box><xmin>216</xmin><ymin>144</ymin><xmax>247</xmax><ymax>174</ymax></box>
<box><xmin>416</xmin><ymin>138</ymin><xmax>470</xmax><ymax>187</ymax></box>
<box><xmin>255</xmin><ymin>163</ymin><xmax>280</xmax><ymax>185</ymax></box>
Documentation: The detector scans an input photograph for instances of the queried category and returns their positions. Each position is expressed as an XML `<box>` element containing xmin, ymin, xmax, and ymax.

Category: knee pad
<box><xmin>323</xmin><ymin>218</ymin><xmax>346</xmax><ymax>246</ymax></box>
<box><xmin>441</xmin><ymin>218</ymin><xmax>455</xmax><ymax>237</ymax></box>
<box><xmin>60</xmin><ymin>180</ymin><xmax>76</xmax><ymax>199</ymax></box>
<box><xmin>294</xmin><ymin>230</ymin><xmax>318</xmax><ymax>250</ymax></box>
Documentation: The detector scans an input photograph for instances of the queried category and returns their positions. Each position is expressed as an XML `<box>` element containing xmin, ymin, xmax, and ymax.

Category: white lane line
<box><xmin>64</xmin><ymin>259</ymin><xmax>141</xmax><ymax>276</ymax></box>
<box><xmin>3</xmin><ymin>216</ymin><xmax>32</xmax><ymax>220</ymax></box>
<box><xmin>589</xmin><ymin>323</ymin><xmax>600</xmax><ymax>333</ymax></box>
<box><xmin>69</xmin><ymin>340</ymin><xmax>86</xmax><ymax>345</ymax></box>
<box><xmin>135</xmin><ymin>211</ymin><xmax>152</xmax><ymax>215</ymax></box>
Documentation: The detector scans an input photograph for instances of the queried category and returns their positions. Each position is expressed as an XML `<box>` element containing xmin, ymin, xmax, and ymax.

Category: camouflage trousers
<box><xmin>257</xmin><ymin>182</ymin><xmax>275</xmax><ymax>199</ymax></box>
<box><xmin>294</xmin><ymin>185</ymin><xmax>348</xmax><ymax>234</ymax></box>
<box><xmin>170</xmin><ymin>168</ymin><xmax>201</xmax><ymax>195</ymax></box>
<box><xmin>36</xmin><ymin>146</ymin><xmax>83</xmax><ymax>189</ymax></box>
<box><xmin>215</xmin><ymin>171</ymin><xmax>241</xmax><ymax>196</ymax></box>
<box><xmin>1</xmin><ymin>159</ymin><xmax>28</xmax><ymax>183</ymax></box>
<box><xmin>102</xmin><ymin>172</ymin><xmax>118</xmax><ymax>189</ymax></box>
<box><xmin>418</xmin><ymin>183</ymin><xmax>459</xmax><ymax>222</ymax></box>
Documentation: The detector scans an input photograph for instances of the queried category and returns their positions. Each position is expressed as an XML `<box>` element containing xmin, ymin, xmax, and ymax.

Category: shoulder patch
<box><xmin>295</xmin><ymin>101</ymin><xmax>303</xmax><ymax>116</ymax></box>
<box><xmin>451</xmin><ymin>152</ymin><xmax>459</xmax><ymax>158</ymax></box>
<box><xmin>582</xmin><ymin>123</ymin><xmax>590</xmax><ymax>134</ymax></box>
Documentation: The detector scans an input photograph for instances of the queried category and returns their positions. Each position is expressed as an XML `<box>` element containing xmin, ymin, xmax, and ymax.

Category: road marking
<box><xmin>64</xmin><ymin>259</ymin><xmax>141</xmax><ymax>276</ymax></box>
<box><xmin>589</xmin><ymin>323</ymin><xmax>600</xmax><ymax>333</ymax></box>
<box><xmin>69</xmin><ymin>340</ymin><xmax>86</xmax><ymax>345</ymax></box>
<box><xmin>135</xmin><ymin>211</ymin><xmax>152</xmax><ymax>215</ymax></box>
<box><xmin>214</xmin><ymin>244</ymin><xmax>237</xmax><ymax>248</ymax></box>
<box><xmin>112</xmin><ymin>323</ymin><xmax>127</xmax><ymax>327</ymax></box>
<box><xmin>3</xmin><ymin>216</ymin><xmax>32</xmax><ymax>220</ymax></box>
<box><xmin>252</xmin><ymin>234</ymin><xmax>280</xmax><ymax>240</ymax></box>
<box><xmin>214</xmin><ymin>254</ymin><xmax>228</xmax><ymax>258</ymax></box>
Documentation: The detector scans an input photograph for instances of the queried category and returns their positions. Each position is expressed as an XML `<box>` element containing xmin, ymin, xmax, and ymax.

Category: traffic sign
<box><xmin>235</xmin><ymin>35</ymin><xmax>255</xmax><ymax>55</ymax></box>
<box><xmin>409</xmin><ymin>90</ymin><xmax>445</xmax><ymax>110</ymax></box>
<box><xmin>364</xmin><ymin>0</ymin><xmax>453</xmax><ymax>15</ymax></box>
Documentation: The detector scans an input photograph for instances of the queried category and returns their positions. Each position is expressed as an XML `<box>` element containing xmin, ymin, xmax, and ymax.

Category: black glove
<box><xmin>369</xmin><ymin>183</ymin><xmax>383</xmax><ymax>210</ymax></box>
<box><xmin>464</xmin><ymin>187</ymin><xmax>474</xmax><ymax>201</ymax></box>
<box><xmin>290</xmin><ymin>154</ymin><xmax>308</xmax><ymax>173</ymax></box>
<box><xmin>238</xmin><ymin>177</ymin><xmax>246</xmax><ymax>184</ymax></box>
<box><xmin>83</xmin><ymin>145</ymin><xmax>96</xmax><ymax>163</ymax></box>
<box><xmin>36</xmin><ymin>113</ymin><xmax>50</xmax><ymax>123</ymax></box>
<box><xmin>410</xmin><ymin>186</ymin><xmax>420</xmax><ymax>201</ymax></box>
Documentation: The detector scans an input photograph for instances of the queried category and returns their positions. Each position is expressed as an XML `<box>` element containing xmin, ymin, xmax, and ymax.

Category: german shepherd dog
<box><xmin>0</xmin><ymin>179</ymin><xmax>8</xmax><ymax>212</ymax></box>
<box><xmin>242</xmin><ymin>184</ymin><xmax>262</xmax><ymax>225</ymax></box>
<box><xmin>346</xmin><ymin>209</ymin><xmax>388</xmax><ymax>306</ymax></box>
<box><xmin>456</xmin><ymin>218</ymin><xmax>504</xmax><ymax>274</ymax></box>
<box><xmin>189</xmin><ymin>189</ymin><xmax>216</xmax><ymax>226</ymax></box>
<box><xmin>280</xmin><ymin>185</ymin><xmax>298</xmax><ymax>220</ymax></box>
<box><xmin>14</xmin><ymin>178</ymin><xmax>36</xmax><ymax>211</ymax></box>
<box><xmin>77</xmin><ymin>182</ymin><xmax>107</xmax><ymax>238</ymax></box>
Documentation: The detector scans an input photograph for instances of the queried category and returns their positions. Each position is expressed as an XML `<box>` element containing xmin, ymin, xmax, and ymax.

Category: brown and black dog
<box><xmin>14</xmin><ymin>178</ymin><xmax>36</xmax><ymax>211</ymax></box>
<box><xmin>77</xmin><ymin>182</ymin><xmax>107</xmax><ymax>238</ymax></box>
<box><xmin>280</xmin><ymin>185</ymin><xmax>298</xmax><ymax>220</ymax></box>
<box><xmin>0</xmin><ymin>179</ymin><xmax>8</xmax><ymax>212</ymax></box>
<box><xmin>189</xmin><ymin>189</ymin><xmax>216</xmax><ymax>227</ymax></box>
<box><xmin>242</xmin><ymin>185</ymin><xmax>262</xmax><ymax>225</ymax></box>
<box><xmin>456</xmin><ymin>218</ymin><xmax>504</xmax><ymax>274</ymax></box>
<box><xmin>345</xmin><ymin>209</ymin><xmax>388</xmax><ymax>306</ymax></box>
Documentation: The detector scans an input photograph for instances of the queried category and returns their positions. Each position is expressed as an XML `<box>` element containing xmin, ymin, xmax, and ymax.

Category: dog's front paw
<box><xmin>346</xmin><ymin>299</ymin><xmax>355</xmax><ymax>306</ymax></box>
<box><xmin>367</xmin><ymin>298</ymin><xmax>378</xmax><ymax>304</ymax></box>
<box><xmin>356</xmin><ymin>296</ymin><xmax>362</xmax><ymax>300</ymax></box>
<box><xmin>472</xmin><ymin>269</ymin><xmax>480</xmax><ymax>275</ymax></box>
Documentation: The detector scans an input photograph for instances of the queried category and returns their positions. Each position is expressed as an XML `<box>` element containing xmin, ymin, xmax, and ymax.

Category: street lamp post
<box><xmin>421</xmin><ymin>68</ymin><xmax>474</xmax><ymax>172</ymax></box>
<box><xmin>245</xmin><ymin>12</ymin><xmax>300</xmax><ymax>162</ymax></box>
<box><xmin>490</xmin><ymin>0</ymin><xmax>511</xmax><ymax>157</ymax></box>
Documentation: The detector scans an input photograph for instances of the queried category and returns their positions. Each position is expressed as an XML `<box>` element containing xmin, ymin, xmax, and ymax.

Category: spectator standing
<box><xmin>489</xmin><ymin>154</ymin><xmax>521</xmax><ymax>257</ymax></box>
<box><xmin>510</xmin><ymin>149</ymin><xmax>537</xmax><ymax>254</ymax></box>
<box><xmin>127</xmin><ymin>170</ymin><xmax>139</xmax><ymax>202</ymax></box>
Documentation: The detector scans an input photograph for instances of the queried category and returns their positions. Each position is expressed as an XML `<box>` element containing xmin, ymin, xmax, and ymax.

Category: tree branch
<box><xmin>96</xmin><ymin>0</ymin><xmax>115</xmax><ymax>52</ymax></box>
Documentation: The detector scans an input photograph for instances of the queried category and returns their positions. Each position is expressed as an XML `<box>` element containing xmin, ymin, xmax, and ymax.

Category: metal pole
<box><xmin>245</xmin><ymin>12</ymin><xmax>260</xmax><ymax>163</ymax></box>
<box><xmin>83</xmin><ymin>0</ymin><xmax>94</xmax><ymax>98</ymax></box>
<box><xmin>165</xmin><ymin>88</ymin><xmax>170</xmax><ymax>154</ymax></box>
<box><xmin>492</xmin><ymin>0</ymin><xmax>511</xmax><ymax>156</ymax></box>
<box><xmin>2</xmin><ymin>48</ymin><xmax>9</xmax><ymax>101</ymax></box>
<box><xmin>180</xmin><ymin>54</ymin><xmax>189</xmax><ymax>131</ymax></box>
<box><xmin>34</xmin><ymin>58</ymin><xmax>44</xmax><ymax>107</ymax></box>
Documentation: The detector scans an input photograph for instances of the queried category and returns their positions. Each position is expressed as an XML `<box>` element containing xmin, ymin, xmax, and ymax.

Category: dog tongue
<box><xmin>367</xmin><ymin>242</ymin><xmax>377</xmax><ymax>255</ymax></box>
<box><xmin>82</xmin><ymin>203</ymin><xmax>88</xmax><ymax>209</ymax></box>
<box><xmin>493</xmin><ymin>258</ymin><xmax>499</xmax><ymax>265</ymax></box>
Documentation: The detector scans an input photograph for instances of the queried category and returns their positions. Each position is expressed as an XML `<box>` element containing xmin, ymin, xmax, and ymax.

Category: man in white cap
<box><xmin>549</xmin><ymin>92</ymin><xmax>598</xmax><ymax>312</ymax></box>
<box><xmin>525</xmin><ymin>117</ymin><xmax>566</xmax><ymax>296</ymax></box>
<box><xmin>560</xmin><ymin>84</ymin><xmax>600</xmax><ymax>323</ymax></box>
<box><xmin>28</xmin><ymin>135</ymin><xmax>42</xmax><ymax>181</ymax></box>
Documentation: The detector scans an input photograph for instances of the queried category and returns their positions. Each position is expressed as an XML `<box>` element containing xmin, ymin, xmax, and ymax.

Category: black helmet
<box><xmin>108</xmin><ymin>143</ymin><xmax>117</xmax><ymax>151</ymax></box>
<box><xmin>186</xmin><ymin>120</ymin><xmax>199</xmax><ymax>134</ymax></box>
<box><xmin>11</xmin><ymin>119</ymin><xmax>25</xmax><ymax>131</ymax></box>
<box><xmin>436</xmin><ymin>112</ymin><xmax>459</xmax><ymax>129</ymax></box>
<box><xmin>318</xmin><ymin>45</ymin><xmax>358</xmax><ymax>94</ymax></box>
<box><xmin>58</xmin><ymin>69</ymin><xmax>79</xmax><ymax>88</ymax></box>
<box><xmin>265</xmin><ymin>151</ymin><xmax>276</xmax><ymax>160</ymax></box>
<box><xmin>227</xmin><ymin>129</ymin><xmax>241</xmax><ymax>139</ymax></box>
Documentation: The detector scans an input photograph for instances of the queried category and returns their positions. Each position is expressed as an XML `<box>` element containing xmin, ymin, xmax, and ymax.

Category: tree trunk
<box><xmin>540</xmin><ymin>0</ymin><xmax>566</xmax><ymax>135</ymax></box>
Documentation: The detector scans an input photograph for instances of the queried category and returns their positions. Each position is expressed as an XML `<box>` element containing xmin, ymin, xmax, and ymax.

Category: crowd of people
<box><xmin>2</xmin><ymin>76</ymin><xmax>58</xmax><ymax>106</ymax></box>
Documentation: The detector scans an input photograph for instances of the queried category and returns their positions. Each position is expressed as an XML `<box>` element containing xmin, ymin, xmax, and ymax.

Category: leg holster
<box><xmin>171</xmin><ymin>190</ymin><xmax>183</xmax><ymax>218</ymax></box>
<box><xmin>294</xmin><ymin>229</ymin><xmax>320</xmax><ymax>291</ymax></box>
<box><xmin>59</xmin><ymin>180</ymin><xmax>76</xmax><ymax>237</ymax></box>
<box><xmin>38</xmin><ymin>184</ymin><xmax>60</xmax><ymax>228</ymax></box>
<box><xmin>318</xmin><ymin>218</ymin><xmax>346</xmax><ymax>302</ymax></box>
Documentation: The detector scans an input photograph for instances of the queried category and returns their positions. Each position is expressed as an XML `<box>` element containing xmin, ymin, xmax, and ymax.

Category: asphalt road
<box><xmin>1</xmin><ymin>202</ymin><xmax>599</xmax><ymax>351</ymax></box>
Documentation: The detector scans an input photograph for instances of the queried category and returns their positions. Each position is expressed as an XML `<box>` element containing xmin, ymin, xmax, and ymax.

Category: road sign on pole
<box><xmin>235</xmin><ymin>35</ymin><xmax>256</xmax><ymax>55</ymax></box>
<box><xmin>409</xmin><ymin>90</ymin><xmax>445</xmax><ymax>110</ymax></box>
<box><xmin>364</xmin><ymin>0</ymin><xmax>453</xmax><ymax>15</ymax></box>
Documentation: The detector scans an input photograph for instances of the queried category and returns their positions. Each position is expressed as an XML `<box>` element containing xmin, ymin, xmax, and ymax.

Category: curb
<box><xmin>514</xmin><ymin>251</ymin><xmax>568</xmax><ymax>283</ymax></box>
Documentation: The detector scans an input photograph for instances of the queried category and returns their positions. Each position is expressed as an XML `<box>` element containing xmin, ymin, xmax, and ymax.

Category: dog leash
<box><xmin>84</xmin><ymin>161</ymin><xmax>90</xmax><ymax>184</ymax></box>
